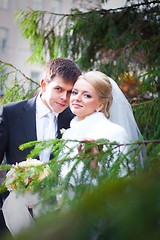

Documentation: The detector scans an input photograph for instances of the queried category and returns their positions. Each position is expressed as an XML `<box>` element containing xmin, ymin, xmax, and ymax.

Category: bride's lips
<box><xmin>72</xmin><ymin>103</ymin><xmax>83</xmax><ymax>108</ymax></box>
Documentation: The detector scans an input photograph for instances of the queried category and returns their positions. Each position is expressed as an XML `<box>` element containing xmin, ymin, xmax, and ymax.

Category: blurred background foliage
<box><xmin>0</xmin><ymin>60</ymin><xmax>40</xmax><ymax>104</ymax></box>
<box><xmin>14</xmin><ymin>0</ymin><xmax>160</xmax><ymax>101</ymax></box>
<box><xmin>0</xmin><ymin>0</ymin><xmax>160</xmax><ymax>239</ymax></box>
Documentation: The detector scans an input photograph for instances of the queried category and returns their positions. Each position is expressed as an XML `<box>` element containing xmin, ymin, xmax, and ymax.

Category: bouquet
<box><xmin>5</xmin><ymin>158</ymin><xmax>51</xmax><ymax>192</ymax></box>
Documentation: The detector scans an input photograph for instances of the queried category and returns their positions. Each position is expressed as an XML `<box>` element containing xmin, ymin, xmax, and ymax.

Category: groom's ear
<box><xmin>40</xmin><ymin>79</ymin><xmax>47</xmax><ymax>92</ymax></box>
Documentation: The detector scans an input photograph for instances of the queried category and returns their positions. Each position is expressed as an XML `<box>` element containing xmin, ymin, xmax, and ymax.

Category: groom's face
<box><xmin>40</xmin><ymin>76</ymin><xmax>74</xmax><ymax>113</ymax></box>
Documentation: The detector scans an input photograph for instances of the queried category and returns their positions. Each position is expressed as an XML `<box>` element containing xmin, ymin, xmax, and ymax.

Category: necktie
<box><xmin>40</xmin><ymin>112</ymin><xmax>56</xmax><ymax>162</ymax></box>
<box><xmin>44</xmin><ymin>112</ymin><xmax>56</xmax><ymax>140</ymax></box>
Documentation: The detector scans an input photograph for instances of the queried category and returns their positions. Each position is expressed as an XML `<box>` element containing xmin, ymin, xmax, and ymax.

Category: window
<box><xmin>0</xmin><ymin>0</ymin><xmax>9</xmax><ymax>10</ymax></box>
<box><xmin>32</xmin><ymin>0</ymin><xmax>43</xmax><ymax>10</ymax></box>
<box><xmin>51</xmin><ymin>0</ymin><xmax>61</xmax><ymax>12</ymax></box>
<box><xmin>0</xmin><ymin>28</ymin><xmax>8</xmax><ymax>53</ymax></box>
<box><xmin>0</xmin><ymin>69</ymin><xmax>5</xmax><ymax>96</ymax></box>
<box><xmin>0</xmin><ymin>82</ymin><xmax>4</xmax><ymax>96</ymax></box>
<box><xmin>30</xmin><ymin>71</ymin><xmax>40</xmax><ymax>91</ymax></box>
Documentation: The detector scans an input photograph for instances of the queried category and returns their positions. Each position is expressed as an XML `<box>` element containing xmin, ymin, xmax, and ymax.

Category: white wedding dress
<box><xmin>60</xmin><ymin>112</ymin><xmax>130</xmax><ymax>185</ymax></box>
<box><xmin>63</xmin><ymin>112</ymin><xmax>129</xmax><ymax>143</ymax></box>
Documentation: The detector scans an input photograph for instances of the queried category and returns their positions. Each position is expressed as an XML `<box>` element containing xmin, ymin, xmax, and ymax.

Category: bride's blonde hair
<box><xmin>77</xmin><ymin>71</ymin><xmax>113</xmax><ymax>118</ymax></box>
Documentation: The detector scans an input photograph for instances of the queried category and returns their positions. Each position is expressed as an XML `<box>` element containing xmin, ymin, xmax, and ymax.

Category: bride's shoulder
<box><xmin>100</xmin><ymin>118</ymin><xmax>128</xmax><ymax>136</ymax></box>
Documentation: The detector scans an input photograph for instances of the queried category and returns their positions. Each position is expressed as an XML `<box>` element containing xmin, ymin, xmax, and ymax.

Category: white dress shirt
<box><xmin>36</xmin><ymin>94</ymin><xmax>59</xmax><ymax>162</ymax></box>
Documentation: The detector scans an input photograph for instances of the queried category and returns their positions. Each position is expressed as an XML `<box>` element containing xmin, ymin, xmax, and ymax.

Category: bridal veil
<box><xmin>108</xmin><ymin>77</ymin><xmax>141</xmax><ymax>142</ymax></box>
<box><xmin>108</xmin><ymin>77</ymin><xmax>145</xmax><ymax>166</ymax></box>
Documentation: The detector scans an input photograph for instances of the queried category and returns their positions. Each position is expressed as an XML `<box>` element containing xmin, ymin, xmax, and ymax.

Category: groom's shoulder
<box><xmin>1</xmin><ymin>96</ymin><xmax>37</xmax><ymax>112</ymax></box>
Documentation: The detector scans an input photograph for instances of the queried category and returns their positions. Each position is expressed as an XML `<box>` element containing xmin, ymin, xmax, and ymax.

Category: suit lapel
<box><xmin>22</xmin><ymin>96</ymin><xmax>37</xmax><ymax>143</ymax></box>
<box><xmin>57</xmin><ymin>107</ymin><xmax>74</xmax><ymax>139</ymax></box>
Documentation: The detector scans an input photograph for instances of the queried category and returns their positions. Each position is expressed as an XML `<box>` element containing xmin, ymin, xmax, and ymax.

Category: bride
<box><xmin>2</xmin><ymin>71</ymin><xmax>144</xmax><ymax>236</ymax></box>
<box><xmin>60</xmin><ymin>71</ymin><xmax>143</xmax><ymax>184</ymax></box>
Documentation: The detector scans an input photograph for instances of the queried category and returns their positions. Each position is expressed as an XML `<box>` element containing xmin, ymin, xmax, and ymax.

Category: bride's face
<box><xmin>70</xmin><ymin>79</ymin><xmax>103</xmax><ymax>120</ymax></box>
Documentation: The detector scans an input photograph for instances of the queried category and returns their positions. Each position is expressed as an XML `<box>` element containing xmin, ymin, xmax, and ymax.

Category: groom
<box><xmin>0</xmin><ymin>58</ymin><xmax>81</xmax><ymax>235</ymax></box>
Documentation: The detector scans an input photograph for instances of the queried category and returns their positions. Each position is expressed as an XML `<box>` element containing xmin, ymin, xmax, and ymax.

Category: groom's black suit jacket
<box><xmin>0</xmin><ymin>96</ymin><xmax>73</xmax><ymax>236</ymax></box>
<box><xmin>0</xmin><ymin>95</ymin><xmax>74</xmax><ymax>165</ymax></box>
<box><xmin>0</xmin><ymin>96</ymin><xmax>74</xmax><ymax>231</ymax></box>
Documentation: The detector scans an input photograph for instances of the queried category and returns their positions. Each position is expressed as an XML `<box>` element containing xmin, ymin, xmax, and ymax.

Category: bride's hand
<box><xmin>78</xmin><ymin>138</ymin><xmax>97</xmax><ymax>154</ymax></box>
<box><xmin>78</xmin><ymin>138</ymin><xmax>99</xmax><ymax>170</ymax></box>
